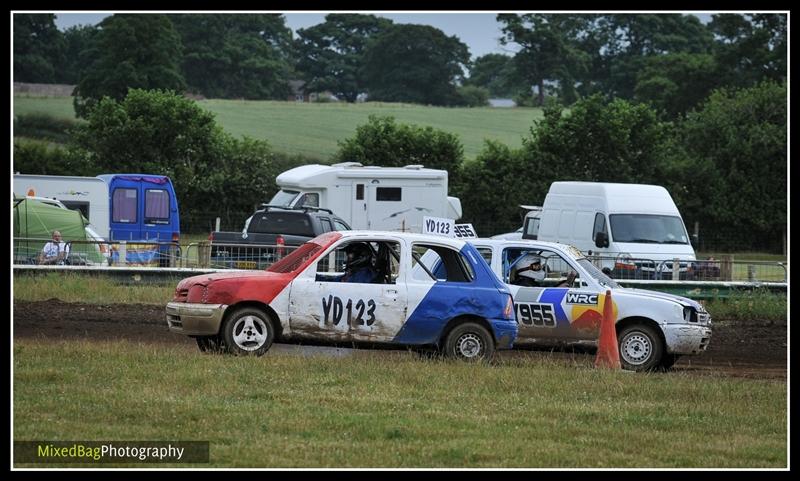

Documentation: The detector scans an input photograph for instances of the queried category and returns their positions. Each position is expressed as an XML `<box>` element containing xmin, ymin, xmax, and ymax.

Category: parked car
<box><xmin>419</xmin><ymin>238</ymin><xmax>712</xmax><ymax>371</ymax></box>
<box><xmin>209</xmin><ymin>205</ymin><xmax>351</xmax><ymax>269</ymax></box>
<box><xmin>166</xmin><ymin>231</ymin><xmax>517</xmax><ymax>360</ymax></box>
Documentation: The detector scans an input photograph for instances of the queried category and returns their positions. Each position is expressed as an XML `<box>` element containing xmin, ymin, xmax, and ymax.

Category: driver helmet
<box><xmin>513</xmin><ymin>254</ymin><xmax>546</xmax><ymax>282</ymax></box>
<box><xmin>344</xmin><ymin>242</ymin><xmax>373</xmax><ymax>270</ymax></box>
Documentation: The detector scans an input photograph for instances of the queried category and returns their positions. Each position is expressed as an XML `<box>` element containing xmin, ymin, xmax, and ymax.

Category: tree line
<box><xmin>14</xmin><ymin>12</ymin><xmax>786</xmax><ymax>118</ymax></box>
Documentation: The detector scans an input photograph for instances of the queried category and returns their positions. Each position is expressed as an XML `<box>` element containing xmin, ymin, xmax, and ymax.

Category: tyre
<box><xmin>443</xmin><ymin>322</ymin><xmax>495</xmax><ymax>361</ymax></box>
<box><xmin>195</xmin><ymin>335</ymin><xmax>225</xmax><ymax>354</ymax></box>
<box><xmin>660</xmin><ymin>353</ymin><xmax>681</xmax><ymax>370</ymax></box>
<box><xmin>221</xmin><ymin>308</ymin><xmax>275</xmax><ymax>356</ymax></box>
<box><xmin>617</xmin><ymin>323</ymin><xmax>664</xmax><ymax>371</ymax></box>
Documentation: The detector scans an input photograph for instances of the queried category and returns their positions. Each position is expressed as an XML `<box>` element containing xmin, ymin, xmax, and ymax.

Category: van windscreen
<box><xmin>609</xmin><ymin>214</ymin><xmax>688</xmax><ymax>244</ymax></box>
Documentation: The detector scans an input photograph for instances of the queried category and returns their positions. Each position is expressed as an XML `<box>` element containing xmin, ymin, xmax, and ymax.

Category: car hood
<box><xmin>177</xmin><ymin>270</ymin><xmax>287</xmax><ymax>289</ymax></box>
<box><xmin>618</xmin><ymin>287</ymin><xmax>703</xmax><ymax>310</ymax></box>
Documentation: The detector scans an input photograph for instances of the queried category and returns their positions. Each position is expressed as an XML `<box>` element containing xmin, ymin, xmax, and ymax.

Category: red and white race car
<box><xmin>166</xmin><ymin>231</ymin><xmax>517</xmax><ymax>360</ymax></box>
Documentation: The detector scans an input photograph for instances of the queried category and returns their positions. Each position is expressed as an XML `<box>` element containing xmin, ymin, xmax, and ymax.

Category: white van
<box><xmin>270</xmin><ymin>162</ymin><xmax>462</xmax><ymax>232</ymax></box>
<box><xmin>531</xmin><ymin>182</ymin><xmax>696</xmax><ymax>279</ymax></box>
<box><xmin>13</xmin><ymin>174</ymin><xmax>110</xmax><ymax>239</ymax></box>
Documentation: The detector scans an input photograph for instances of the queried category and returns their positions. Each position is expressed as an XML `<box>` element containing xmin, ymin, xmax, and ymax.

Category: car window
<box><xmin>411</xmin><ymin>244</ymin><xmax>474</xmax><ymax>283</ymax></box>
<box><xmin>476</xmin><ymin>247</ymin><xmax>493</xmax><ymax>264</ymax></box>
<box><xmin>320</xmin><ymin>218</ymin><xmax>333</xmax><ymax>233</ymax></box>
<box><xmin>251</xmin><ymin>213</ymin><xmax>313</xmax><ymax>236</ymax></box>
<box><xmin>315</xmin><ymin>241</ymin><xmax>400</xmax><ymax>284</ymax></box>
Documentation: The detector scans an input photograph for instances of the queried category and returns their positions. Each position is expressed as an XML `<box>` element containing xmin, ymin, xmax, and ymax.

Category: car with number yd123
<box><xmin>166</xmin><ymin>231</ymin><xmax>517</xmax><ymax>360</ymax></box>
<box><xmin>468</xmin><ymin>239</ymin><xmax>713</xmax><ymax>371</ymax></box>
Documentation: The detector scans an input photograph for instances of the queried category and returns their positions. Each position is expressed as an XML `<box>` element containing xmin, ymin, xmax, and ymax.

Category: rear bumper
<box><xmin>165</xmin><ymin>302</ymin><xmax>227</xmax><ymax>336</ymax></box>
<box><xmin>489</xmin><ymin>319</ymin><xmax>519</xmax><ymax>350</ymax></box>
<box><xmin>663</xmin><ymin>323</ymin><xmax>712</xmax><ymax>355</ymax></box>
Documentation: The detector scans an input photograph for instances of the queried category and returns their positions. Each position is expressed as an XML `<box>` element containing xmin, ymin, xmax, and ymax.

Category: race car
<box><xmin>166</xmin><ymin>231</ymin><xmax>517</xmax><ymax>360</ymax></box>
<box><xmin>417</xmin><ymin>238</ymin><xmax>712</xmax><ymax>371</ymax></box>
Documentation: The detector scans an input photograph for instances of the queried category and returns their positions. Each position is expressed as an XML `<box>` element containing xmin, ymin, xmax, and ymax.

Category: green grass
<box><xmin>13</xmin><ymin>273</ymin><xmax>174</xmax><ymax>305</ymax></box>
<box><xmin>13</xmin><ymin>96</ymin><xmax>544</xmax><ymax>160</ymax></box>
<box><xmin>703</xmin><ymin>289</ymin><xmax>787</xmax><ymax>322</ymax></box>
<box><xmin>13</xmin><ymin>339</ymin><xmax>786</xmax><ymax>468</ymax></box>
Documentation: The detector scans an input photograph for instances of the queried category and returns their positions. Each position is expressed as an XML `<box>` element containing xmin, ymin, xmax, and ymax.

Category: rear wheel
<box><xmin>222</xmin><ymin>308</ymin><xmax>275</xmax><ymax>356</ymax></box>
<box><xmin>618</xmin><ymin>324</ymin><xmax>664</xmax><ymax>372</ymax></box>
<box><xmin>444</xmin><ymin>322</ymin><xmax>495</xmax><ymax>361</ymax></box>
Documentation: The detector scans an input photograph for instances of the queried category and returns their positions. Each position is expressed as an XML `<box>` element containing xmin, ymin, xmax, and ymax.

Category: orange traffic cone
<box><xmin>595</xmin><ymin>290</ymin><xmax>621</xmax><ymax>369</ymax></box>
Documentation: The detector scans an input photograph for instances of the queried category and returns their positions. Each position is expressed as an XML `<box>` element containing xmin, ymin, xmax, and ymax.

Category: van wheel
<box><xmin>618</xmin><ymin>324</ymin><xmax>664</xmax><ymax>371</ymax></box>
<box><xmin>444</xmin><ymin>322</ymin><xmax>495</xmax><ymax>361</ymax></box>
<box><xmin>222</xmin><ymin>308</ymin><xmax>274</xmax><ymax>356</ymax></box>
<box><xmin>195</xmin><ymin>335</ymin><xmax>224</xmax><ymax>354</ymax></box>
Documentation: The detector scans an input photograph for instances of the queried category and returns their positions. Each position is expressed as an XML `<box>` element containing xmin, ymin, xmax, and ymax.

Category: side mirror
<box><xmin>594</xmin><ymin>231</ymin><xmax>609</xmax><ymax>248</ymax></box>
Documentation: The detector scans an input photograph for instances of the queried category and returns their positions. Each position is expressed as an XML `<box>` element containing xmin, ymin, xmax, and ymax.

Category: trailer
<box><xmin>270</xmin><ymin>162</ymin><xmax>462</xmax><ymax>232</ymax></box>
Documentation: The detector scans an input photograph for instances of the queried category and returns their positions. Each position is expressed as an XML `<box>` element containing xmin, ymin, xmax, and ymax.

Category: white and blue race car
<box><xmin>167</xmin><ymin>231</ymin><xmax>517</xmax><ymax>360</ymax></box>
<box><xmin>417</xmin><ymin>238</ymin><xmax>712</xmax><ymax>371</ymax></box>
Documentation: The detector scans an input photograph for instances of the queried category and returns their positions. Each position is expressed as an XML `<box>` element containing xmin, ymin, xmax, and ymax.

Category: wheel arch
<box><xmin>224</xmin><ymin>301</ymin><xmax>283</xmax><ymax>340</ymax></box>
<box><xmin>615</xmin><ymin>316</ymin><xmax>666</xmax><ymax>350</ymax></box>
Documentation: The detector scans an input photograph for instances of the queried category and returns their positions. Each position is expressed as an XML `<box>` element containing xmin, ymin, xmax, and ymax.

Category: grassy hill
<box><xmin>13</xmin><ymin>96</ymin><xmax>543</xmax><ymax>160</ymax></box>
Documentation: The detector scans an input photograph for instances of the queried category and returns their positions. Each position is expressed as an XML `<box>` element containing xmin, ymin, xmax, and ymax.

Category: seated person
<box><xmin>340</xmin><ymin>242</ymin><xmax>380</xmax><ymax>283</ymax></box>
<box><xmin>510</xmin><ymin>254</ymin><xmax>577</xmax><ymax>288</ymax></box>
<box><xmin>37</xmin><ymin>230</ymin><xmax>68</xmax><ymax>265</ymax></box>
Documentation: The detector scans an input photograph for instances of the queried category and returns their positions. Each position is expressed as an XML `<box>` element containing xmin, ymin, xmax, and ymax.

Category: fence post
<box><xmin>747</xmin><ymin>264</ymin><xmax>756</xmax><ymax>282</ymax></box>
<box><xmin>672</xmin><ymin>257</ymin><xmax>680</xmax><ymax>280</ymax></box>
<box><xmin>118</xmin><ymin>241</ymin><xmax>127</xmax><ymax>266</ymax></box>
<box><xmin>215</xmin><ymin>217</ymin><xmax>221</xmax><ymax>232</ymax></box>
<box><xmin>720</xmin><ymin>254</ymin><xmax>734</xmax><ymax>281</ymax></box>
<box><xmin>198</xmin><ymin>241</ymin><xmax>210</xmax><ymax>268</ymax></box>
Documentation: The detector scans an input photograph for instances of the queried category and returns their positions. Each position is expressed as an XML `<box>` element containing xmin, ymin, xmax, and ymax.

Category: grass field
<box><xmin>13</xmin><ymin>339</ymin><xmax>786</xmax><ymax>468</ymax></box>
<box><xmin>13</xmin><ymin>96</ymin><xmax>544</xmax><ymax>160</ymax></box>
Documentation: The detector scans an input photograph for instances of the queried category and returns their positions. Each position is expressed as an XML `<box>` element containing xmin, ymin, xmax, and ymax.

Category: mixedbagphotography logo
<box><xmin>14</xmin><ymin>441</ymin><xmax>209</xmax><ymax>464</ymax></box>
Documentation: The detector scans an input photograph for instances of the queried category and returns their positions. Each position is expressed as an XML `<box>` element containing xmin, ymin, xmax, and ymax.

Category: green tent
<box><xmin>13</xmin><ymin>196</ymin><xmax>103</xmax><ymax>264</ymax></box>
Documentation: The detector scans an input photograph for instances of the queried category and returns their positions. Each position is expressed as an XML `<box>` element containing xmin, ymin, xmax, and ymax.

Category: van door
<box><xmin>142</xmin><ymin>185</ymin><xmax>173</xmax><ymax>242</ymax></box>
<box><xmin>351</xmin><ymin>183</ymin><xmax>368</xmax><ymax>229</ymax></box>
<box><xmin>110</xmin><ymin>183</ymin><xmax>141</xmax><ymax>241</ymax></box>
<box><xmin>369</xmin><ymin>185</ymin><xmax>405</xmax><ymax>231</ymax></box>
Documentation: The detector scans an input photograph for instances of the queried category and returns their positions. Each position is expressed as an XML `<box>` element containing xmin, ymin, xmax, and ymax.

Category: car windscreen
<box><xmin>577</xmin><ymin>258</ymin><xmax>620</xmax><ymax>289</ymax></box>
<box><xmin>609</xmin><ymin>214</ymin><xmax>689</xmax><ymax>244</ymax></box>
<box><xmin>268</xmin><ymin>189</ymin><xmax>300</xmax><ymax>208</ymax></box>
<box><xmin>250</xmin><ymin>213</ymin><xmax>313</xmax><ymax>236</ymax></box>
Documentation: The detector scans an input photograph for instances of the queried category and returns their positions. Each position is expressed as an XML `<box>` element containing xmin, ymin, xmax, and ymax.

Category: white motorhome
<box><xmin>532</xmin><ymin>182</ymin><xmax>696</xmax><ymax>279</ymax></box>
<box><xmin>13</xmin><ymin>174</ymin><xmax>110</xmax><ymax>238</ymax></box>
<box><xmin>271</xmin><ymin>162</ymin><xmax>462</xmax><ymax>232</ymax></box>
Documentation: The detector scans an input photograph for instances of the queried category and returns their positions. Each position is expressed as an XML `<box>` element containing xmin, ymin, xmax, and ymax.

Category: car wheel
<box><xmin>444</xmin><ymin>322</ymin><xmax>495</xmax><ymax>361</ymax></box>
<box><xmin>195</xmin><ymin>335</ymin><xmax>225</xmax><ymax>354</ymax></box>
<box><xmin>222</xmin><ymin>308</ymin><xmax>275</xmax><ymax>356</ymax></box>
<box><xmin>618</xmin><ymin>324</ymin><xmax>664</xmax><ymax>371</ymax></box>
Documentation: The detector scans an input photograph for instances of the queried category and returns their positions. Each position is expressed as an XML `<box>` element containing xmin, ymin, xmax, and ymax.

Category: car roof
<box><xmin>468</xmin><ymin>238</ymin><xmax>584</xmax><ymax>257</ymax></box>
<box><xmin>337</xmin><ymin>231</ymin><xmax>467</xmax><ymax>248</ymax></box>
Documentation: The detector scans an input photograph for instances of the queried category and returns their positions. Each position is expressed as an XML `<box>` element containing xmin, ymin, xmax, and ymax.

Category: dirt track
<box><xmin>13</xmin><ymin>300</ymin><xmax>787</xmax><ymax>379</ymax></box>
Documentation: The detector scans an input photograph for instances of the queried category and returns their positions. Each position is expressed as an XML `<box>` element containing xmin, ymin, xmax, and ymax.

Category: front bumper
<box><xmin>489</xmin><ymin>319</ymin><xmax>519</xmax><ymax>350</ymax></box>
<box><xmin>165</xmin><ymin>302</ymin><xmax>228</xmax><ymax>336</ymax></box>
<box><xmin>663</xmin><ymin>323</ymin><xmax>712</xmax><ymax>355</ymax></box>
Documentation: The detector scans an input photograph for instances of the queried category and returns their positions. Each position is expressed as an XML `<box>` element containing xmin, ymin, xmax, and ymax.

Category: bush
<box><xmin>13</xmin><ymin>138</ymin><xmax>96</xmax><ymax>176</ymax></box>
<box><xmin>456</xmin><ymin>85</ymin><xmax>490</xmax><ymax>107</ymax></box>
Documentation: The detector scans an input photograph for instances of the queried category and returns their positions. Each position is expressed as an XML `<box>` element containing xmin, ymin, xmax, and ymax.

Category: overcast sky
<box><xmin>49</xmin><ymin>12</ymin><xmax>714</xmax><ymax>60</ymax></box>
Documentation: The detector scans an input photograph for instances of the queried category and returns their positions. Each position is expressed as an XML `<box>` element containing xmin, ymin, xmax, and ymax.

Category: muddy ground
<box><xmin>13</xmin><ymin>300</ymin><xmax>787</xmax><ymax>379</ymax></box>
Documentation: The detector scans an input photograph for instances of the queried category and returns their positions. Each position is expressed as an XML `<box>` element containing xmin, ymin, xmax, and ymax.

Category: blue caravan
<box><xmin>96</xmin><ymin>174</ymin><xmax>180</xmax><ymax>246</ymax></box>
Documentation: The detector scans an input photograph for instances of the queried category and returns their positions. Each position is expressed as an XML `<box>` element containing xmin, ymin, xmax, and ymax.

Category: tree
<box><xmin>361</xmin><ymin>24</ymin><xmax>470</xmax><ymax>106</ymax></box>
<box><xmin>73</xmin><ymin>14</ymin><xmax>185</xmax><ymax>118</ymax></box>
<box><xmin>295</xmin><ymin>14</ymin><xmax>393</xmax><ymax>102</ymax></box>
<box><xmin>709</xmin><ymin>13</ymin><xmax>787</xmax><ymax>88</ymax></box>
<box><xmin>464</xmin><ymin>53</ymin><xmax>527</xmax><ymax>98</ymax></box>
<box><xmin>497</xmin><ymin>14</ymin><xmax>592</xmax><ymax>106</ymax></box>
<box><xmin>674</xmin><ymin>81</ymin><xmax>786</xmax><ymax>251</ymax></box>
<box><xmin>170</xmin><ymin>14</ymin><xmax>294</xmax><ymax>99</ymax></box>
<box><xmin>334</xmin><ymin>115</ymin><xmax>464</xmax><ymax>181</ymax></box>
<box><xmin>633</xmin><ymin>52</ymin><xmax>719</xmax><ymax>118</ymax></box>
<box><xmin>13</xmin><ymin>13</ymin><xmax>65</xmax><ymax>83</ymax></box>
<box><xmin>60</xmin><ymin>24</ymin><xmax>99</xmax><ymax>84</ymax></box>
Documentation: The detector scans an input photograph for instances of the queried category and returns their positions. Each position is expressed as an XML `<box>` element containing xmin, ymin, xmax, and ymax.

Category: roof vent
<box><xmin>404</xmin><ymin>164</ymin><xmax>424</xmax><ymax>170</ymax></box>
<box><xmin>332</xmin><ymin>162</ymin><xmax>363</xmax><ymax>168</ymax></box>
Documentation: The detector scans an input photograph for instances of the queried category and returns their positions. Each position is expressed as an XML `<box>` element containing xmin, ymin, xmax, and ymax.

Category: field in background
<box><xmin>13</xmin><ymin>339</ymin><xmax>786</xmax><ymax>468</ymax></box>
<box><xmin>13</xmin><ymin>96</ymin><xmax>544</xmax><ymax>160</ymax></box>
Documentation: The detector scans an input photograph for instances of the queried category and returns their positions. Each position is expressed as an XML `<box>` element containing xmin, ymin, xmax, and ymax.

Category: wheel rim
<box><xmin>620</xmin><ymin>331</ymin><xmax>652</xmax><ymax>366</ymax></box>
<box><xmin>232</xmin><ymin>315</ymin><xmax>269</xmax><ymax>351</ymax></box>
<box><xmin>456</xmin><ymin>333</ymin><xmax>483</xmax><ymax>359</ymax></box>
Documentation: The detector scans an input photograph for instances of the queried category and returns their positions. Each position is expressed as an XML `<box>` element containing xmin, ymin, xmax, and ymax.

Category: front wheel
<box><xmin>443</xmin><ymin>322</ymin><xmax>495</xmax><ymax>361</ymax></box>
<box><xmin>617</xmin><ymin>324</ymin><xmax>664</xmax><ymax>371</ymax></box>
<box><xmin>195</xmin><ymin>335</ymin><xmax>225</xmax><ymax>354</ymax></box>
<box><xmin>222</xmin><ymin>308</ymin><xmax>275</xmax><ymax>356</ymax></box>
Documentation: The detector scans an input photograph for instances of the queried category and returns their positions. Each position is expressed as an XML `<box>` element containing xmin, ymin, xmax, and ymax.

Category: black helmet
<box><xmin>344</xmin><ymin>243</ymin><xmax>373</xmax><ymax>270</ymax></box>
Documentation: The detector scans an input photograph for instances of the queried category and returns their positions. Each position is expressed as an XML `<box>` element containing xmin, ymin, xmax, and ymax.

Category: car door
<box><xmin>287</xmin><ymin>238</ymin><xmax>408</xmax><ymax>343</ymax></box>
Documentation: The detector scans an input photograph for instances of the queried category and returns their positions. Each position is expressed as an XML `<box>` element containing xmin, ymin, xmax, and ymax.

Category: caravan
<box><xmin>270</xmin><ymin>162</ymin><xmax>462</xmax><ymax>232</ymax></box>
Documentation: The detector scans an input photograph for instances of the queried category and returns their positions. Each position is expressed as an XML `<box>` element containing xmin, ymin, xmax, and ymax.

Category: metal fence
<box><xmin>14</xmin><ymin>237</ymin><xmax>788</xmax><ymax>283</ymax></box>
